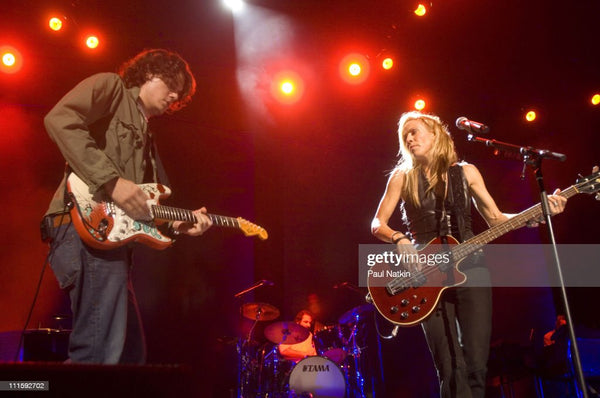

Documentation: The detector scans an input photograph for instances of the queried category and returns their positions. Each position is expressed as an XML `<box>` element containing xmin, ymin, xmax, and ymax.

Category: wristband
<box><xmin>391</xmin><ymin>231</ymin><xmax>404</xmax><ymax>244</ymax></box>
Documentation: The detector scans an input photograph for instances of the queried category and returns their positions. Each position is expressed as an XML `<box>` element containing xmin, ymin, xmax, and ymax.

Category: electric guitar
<box><xmin>66</xmin><ymin>173</ymin><xmax>268</xmax><ymax>250</ymax></box>
<box><xmin>367</xmin><ymin>169</ymin><xmax>600</xmax><ymax>327</ymax></box>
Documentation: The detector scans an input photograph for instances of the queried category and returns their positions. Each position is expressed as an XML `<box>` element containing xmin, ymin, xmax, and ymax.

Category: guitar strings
<box><xmin>385</xmin><ymin>187</ymin><xmax>578</xmax><ymax>293</ymax></box>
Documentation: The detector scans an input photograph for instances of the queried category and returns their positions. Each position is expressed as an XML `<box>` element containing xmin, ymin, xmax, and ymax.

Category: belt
<box><xmin>51</xmin><ymin>213</ymin><xmax>72</xmax><ymax>227</ymax></box>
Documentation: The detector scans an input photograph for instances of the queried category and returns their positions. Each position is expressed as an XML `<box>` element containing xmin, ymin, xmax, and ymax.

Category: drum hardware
<box><xmin>338</xmin><ymin>304</ymin><xmax>376</xmax><ymax>398</ymax></box>
<box><xmin>237</xmin><ymin>338</ymin><xmax>259</xmax><ymax>397</ymax></box>
<box><xmin>237</xmin><ymin>302</ymin><xmax>282</xmax><ymax>397</ymax></box>
<box><xmin>338</xmin><ymin>303</ymin><xmax>374</xmax><ymax>326</ymax></box>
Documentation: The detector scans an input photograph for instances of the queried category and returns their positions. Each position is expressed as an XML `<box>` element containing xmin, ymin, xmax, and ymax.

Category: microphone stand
<box><xmin>234</xmin><ymin>280</ymin><xmax>267</xmax><ymax>298</ymax></box>
<box><xmin>465</xmin><ymin>133</ymin><xmax>589</xmax><ymax>398</ymax></box>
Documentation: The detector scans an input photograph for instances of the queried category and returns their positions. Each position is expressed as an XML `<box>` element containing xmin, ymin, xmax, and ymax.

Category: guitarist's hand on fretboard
<box><xmin>526</xmin><ymin>188</ymin><xmax>567</xmax><ymax>227</ymax></box>
<box><xmin>547</xmin><ymin>188</ymin><xmax>567</xmax><ymax>215</ymax></box>
<box><xmin>103</xmin><ymin>177</ymin><xmax>152</xmax><ymax>221</ymax></box>
<box><xmin>172</xmin><ymin>207</ymin><xmax>213</xmax><ymax>236</ymax></box>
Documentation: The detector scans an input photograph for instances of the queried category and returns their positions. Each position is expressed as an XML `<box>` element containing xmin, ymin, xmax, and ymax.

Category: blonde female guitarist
<box><xmin>371</xmin><ymin>111</ymin><xmax>568</xmax><ymax>398</ymax></box>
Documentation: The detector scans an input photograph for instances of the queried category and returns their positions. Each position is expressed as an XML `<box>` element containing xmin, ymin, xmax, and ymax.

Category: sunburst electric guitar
<box><xmin>367</xmin><ymin>170</ymin><xmax>600</xmax><ymax>327</ymax></box>
<box><xmin>66</xmin><ymin>173</ymin><xmax>268</xmax><ymax>250</ymax></box>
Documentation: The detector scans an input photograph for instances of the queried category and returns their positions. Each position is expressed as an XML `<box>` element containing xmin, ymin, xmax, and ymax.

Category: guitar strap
<box><xmin>445</xmin><ymin>164</ymin><xmax>472</xmax><ymax>242</ymax></box>
<box><xmin>153</xmin><ymin>140</ymin><xmax>171</xmax><ymax>188</ymax></box>
<box><xmin>143</xmin><ymin>128</ymin><xmax>171</xmax><ymax>188</ymax></box>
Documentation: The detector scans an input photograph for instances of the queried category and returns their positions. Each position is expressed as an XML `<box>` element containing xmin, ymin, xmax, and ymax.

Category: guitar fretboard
<box><xmin>152</xmin><ymin>205</ymin><xmax>240</xmax><ymax>228</ymax></box>
<box><xmin>451</xmin><ymin>185</ymin><xmax>579</xmax><ymax>262</ymax></box>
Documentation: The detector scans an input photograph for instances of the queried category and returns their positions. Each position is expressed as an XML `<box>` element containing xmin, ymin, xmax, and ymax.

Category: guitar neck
<box><xmin>151</xmin><ymin>205</ymin><xmax>240</xmax><ymax>228</ymax></box>
<box><xmin>452</xmin><ymin>185</ymin><xmax>579</xmax><ymax>261</ymax></box>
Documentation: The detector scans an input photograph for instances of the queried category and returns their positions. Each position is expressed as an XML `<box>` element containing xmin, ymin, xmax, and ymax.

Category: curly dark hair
<box><xmin>119</xmin><ymin>49</ymin><xmax>196</xmax><ymax>113</ymax></box>
<box><xmin>294</xmin><ymin>310</ymin><xmax>315</xmax><ymax>325</ymax></box>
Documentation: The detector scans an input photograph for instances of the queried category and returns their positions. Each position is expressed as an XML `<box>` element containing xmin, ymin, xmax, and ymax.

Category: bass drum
<box><xmin>288</xmin><ymin>356</ymin><xmax>346</xmax><ymax>398</ymax></box>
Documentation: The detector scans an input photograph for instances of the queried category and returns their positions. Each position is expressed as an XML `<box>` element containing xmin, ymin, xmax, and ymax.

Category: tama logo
<box><xmin>302</xmin><ymin>364</ymin><xmax>330</xmax><ymax>372</ymax></box>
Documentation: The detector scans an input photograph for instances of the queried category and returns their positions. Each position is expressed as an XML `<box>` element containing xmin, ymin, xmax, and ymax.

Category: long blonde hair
<box><xmin>395</xmin><ymin>111</ymin><xmax>458</xmax><ymax>207</ymax></box>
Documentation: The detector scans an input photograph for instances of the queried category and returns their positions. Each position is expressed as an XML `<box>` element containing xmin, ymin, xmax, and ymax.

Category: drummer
<box><xmin>278</xmin><ymin>310</ymin><xmax>318</xmax><ymax>362</ymax></box>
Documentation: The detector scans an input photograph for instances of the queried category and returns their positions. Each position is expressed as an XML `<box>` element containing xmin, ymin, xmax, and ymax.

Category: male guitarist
<box><xmin>42</xmin><ymin>49</ymin><xmax>212</xmax><ymax>364</ymax></box>
<box><xmin>371</xmin><ymin>111</ymin><xmax>568</xmax><ymax>398</ymax></box>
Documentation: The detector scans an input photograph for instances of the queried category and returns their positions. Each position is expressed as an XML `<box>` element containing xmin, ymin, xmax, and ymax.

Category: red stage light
<box><xmin>48</xmin><ymin>17</ymin><xmax>63</xmax><ymax>31</ymax></box>
<box><xmin>2</xmin><ymin>53</ymin><xmax>15</xmax><ymax>67</ymax></box>
<box><xmin>382</xmin><ymin>57</ymin><xmax>394</xmax><ymax>70</ymax></box>
<box><xmin>0</xmin><ymin>46</ymin><xmax>23</xmax><ymax>74</ymax></box>
<box><xmin>414</xmin><ymin>4</ymin><xmax>427</xmax><ymax>16</ymax></box>
<box><xmin>525</xmin><ymin>110</ymin><xmax>537</xmax><ymax>122</ymax></box>
<box><xmin>591</xmin><ymin>94</ymin><xmax>600</xmax><ymax>106</ymax></box>
<box><xmin>85</xmin><ymin>35</ymin><xmax>99</xmax><ymax>49</ymax></box>
<box><xmin>280</xmin><ymin>81</ymin><xmax>294</xmax><ymax>95</ymax></box>
<box><xmin>271</xmin><ymin>70</ymin><xmax>304</xmax><ymax>105</ymax></box>
<box><xmin>339</xmin><ymin>53</ymin><xmax>370</xmax><ymax>85</ymax></box>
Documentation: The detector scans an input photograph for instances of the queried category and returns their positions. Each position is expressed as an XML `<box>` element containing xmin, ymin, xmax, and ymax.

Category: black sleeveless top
<box><xmin>401</xmin><ymin>164</ymin><xmax>474</xmax><ymax>245</ymax></box>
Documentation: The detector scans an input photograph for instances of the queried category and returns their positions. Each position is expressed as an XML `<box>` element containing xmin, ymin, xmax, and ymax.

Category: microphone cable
<box><xmin>13</xmin><ymin>208</ymin><xmax>71</xmax><ymax>362</ymax></box>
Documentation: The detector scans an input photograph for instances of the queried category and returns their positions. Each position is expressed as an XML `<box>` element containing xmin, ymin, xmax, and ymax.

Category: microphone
<box><xmin>526</xmin><ymin>149</ymin><xmax>566</xmax><ymax>162</ymax></box>
<box><xmin>260</xmin><ymin>279</ymin><xmax>274</xmax><ymax>286</ymax></box>
<box><xmin>456</xmin><ymin>117</ymin><xmax>490</xmax><ymax>134</ymax></box>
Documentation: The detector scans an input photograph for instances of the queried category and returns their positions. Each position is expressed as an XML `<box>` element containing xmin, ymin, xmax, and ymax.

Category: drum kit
<box><xmin>237</xmin><ymin>301</ymin><xmax>375</xmax><ymax>398</ymax></box>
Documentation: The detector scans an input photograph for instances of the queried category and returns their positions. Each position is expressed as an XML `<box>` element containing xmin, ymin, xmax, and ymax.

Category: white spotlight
<box><xmin>223</xmin><ymin>0</ymin><xmax>245</xmax><ymax>13</ymax></box>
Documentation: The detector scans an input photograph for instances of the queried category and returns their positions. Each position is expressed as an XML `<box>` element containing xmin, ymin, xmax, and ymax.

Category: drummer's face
<box><xmin>299</xmin><ymin>314</ymin><xmax>312</xmax><ymax>329</ymax></box>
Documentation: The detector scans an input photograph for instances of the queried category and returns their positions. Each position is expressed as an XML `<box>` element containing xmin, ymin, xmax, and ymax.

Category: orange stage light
<box><xmin>2</xmin><ymin>53</ymin><xmax>15</xmax><ymax>67</ymax></box>
<box><xmin>525</xmin><ymin>110</ymin><xmax>537</xmax><ymax>122</ymax></box>
<box><xmin>280</xmin><ymin>81</ymin><xmax>294</xmax><ymax>95</ymax></box>
<box><xmin>414</xmin><ymin>99</ymin><xmax>426</xmax><ymax>111</ymax></box>
<box><xmin>0</xmin><ymin>46</ymin><xmax>23</xmax><ymax>74</ymax></box>
<box><xmin>86</xmin><ymin>36</ymin><xmax>99</xmax><ymax>49</ymax></box>
<box><xmin>48</xmin><ymin>17</ymin><xmax>63</xmax><ymax>31</ymax></box>
<box><xmin>591</xmin><ymin>93</ymin><xmax>600</xmax><ymax>106</ymax></box>
<box><xmin>271</xmin><ymin>70</ymin><xmax>304</xmax><ymax>105</ymax></box>
<box><xmin>339</xmin><ymin>53</ymin><xmax>370</xmax><ymax>85</ymax></box>
<box><xmin>415</xmin><ymin>4</ymin><xmax>427</xmax><ymax>17</ymax></box>
<box><xmin>382</xmin><ymin>57</ymin><xmax>394</xmax><ymax>70</ymax></box>
<box><xmin>348</xmin><ymin>63</ymin><xmax>361</xmax><ymax>76</ymax></box>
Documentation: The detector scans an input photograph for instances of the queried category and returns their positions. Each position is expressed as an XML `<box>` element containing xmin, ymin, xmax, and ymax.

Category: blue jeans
<box><xmin>49</xmin><ymin>223</ymin><xmax>146</xmax><ymax>364</ymax></box>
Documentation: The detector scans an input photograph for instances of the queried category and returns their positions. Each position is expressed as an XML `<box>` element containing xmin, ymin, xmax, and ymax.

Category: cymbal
<box><xmin>264</xmin><ymin>321</ymin><xmax>310</xmax><ymax>344</ymax></box>
<box><xmin>338</xmin><ymin>303</ymin><xmax>374</xmax><ymax>325</ymax></box>
<box><xmin>241</xmin><ymin>302</ymin><xmax>280</xmax><ymax>321</ymax></box>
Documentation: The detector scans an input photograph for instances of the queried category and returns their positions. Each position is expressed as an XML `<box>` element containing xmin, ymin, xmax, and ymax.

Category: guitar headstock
<box><xmin>237</xmin><ymin>218</ymin><xmax>269</xmax><ymax>240</ymax></box>
<box><xmin>576</xmin><ymin>166</ymin><xmax>600</xmax><ymax>197</ymax></box>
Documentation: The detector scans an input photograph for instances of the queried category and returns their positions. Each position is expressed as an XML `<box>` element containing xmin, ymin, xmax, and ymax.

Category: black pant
<box><xmin>422</xmin><ymin>267</ymin><xmax>492</xmax><ymax>398</ymax></box>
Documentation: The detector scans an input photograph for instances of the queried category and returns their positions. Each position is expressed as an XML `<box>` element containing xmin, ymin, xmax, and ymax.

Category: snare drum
<box><xmin>289</xmin><ymin>356</ymin><xmax>346</xmax><ymax>398</ymax></box>
<box><xmin>314</xmin><ymin>325</ymin><xmax>347</xmax><ymax>364</ymax></box>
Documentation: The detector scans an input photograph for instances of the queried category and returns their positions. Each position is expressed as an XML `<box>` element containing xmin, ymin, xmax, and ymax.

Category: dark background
<box><xmin>1</xmin><ymin>0</ymin><xmax>599</xmax><ymax>396</ymax></box>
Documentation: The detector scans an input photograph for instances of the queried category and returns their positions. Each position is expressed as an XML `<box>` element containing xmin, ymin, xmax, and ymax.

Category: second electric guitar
<box><xmin>367</xmin><ymin>170</ymin><xmax>600</xmax><ymax>326</ymax></box>
<box><xmin>66</xmin><ymin>173</ymin><xmax>268</xmax><ymax>250</ymax></box>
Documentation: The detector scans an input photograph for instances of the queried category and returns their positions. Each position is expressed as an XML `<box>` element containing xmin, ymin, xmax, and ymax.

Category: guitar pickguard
<box><xmin>67</xmin><ymin>173</ymin><xmax>173</xmax><ymax>250</ymax></box>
